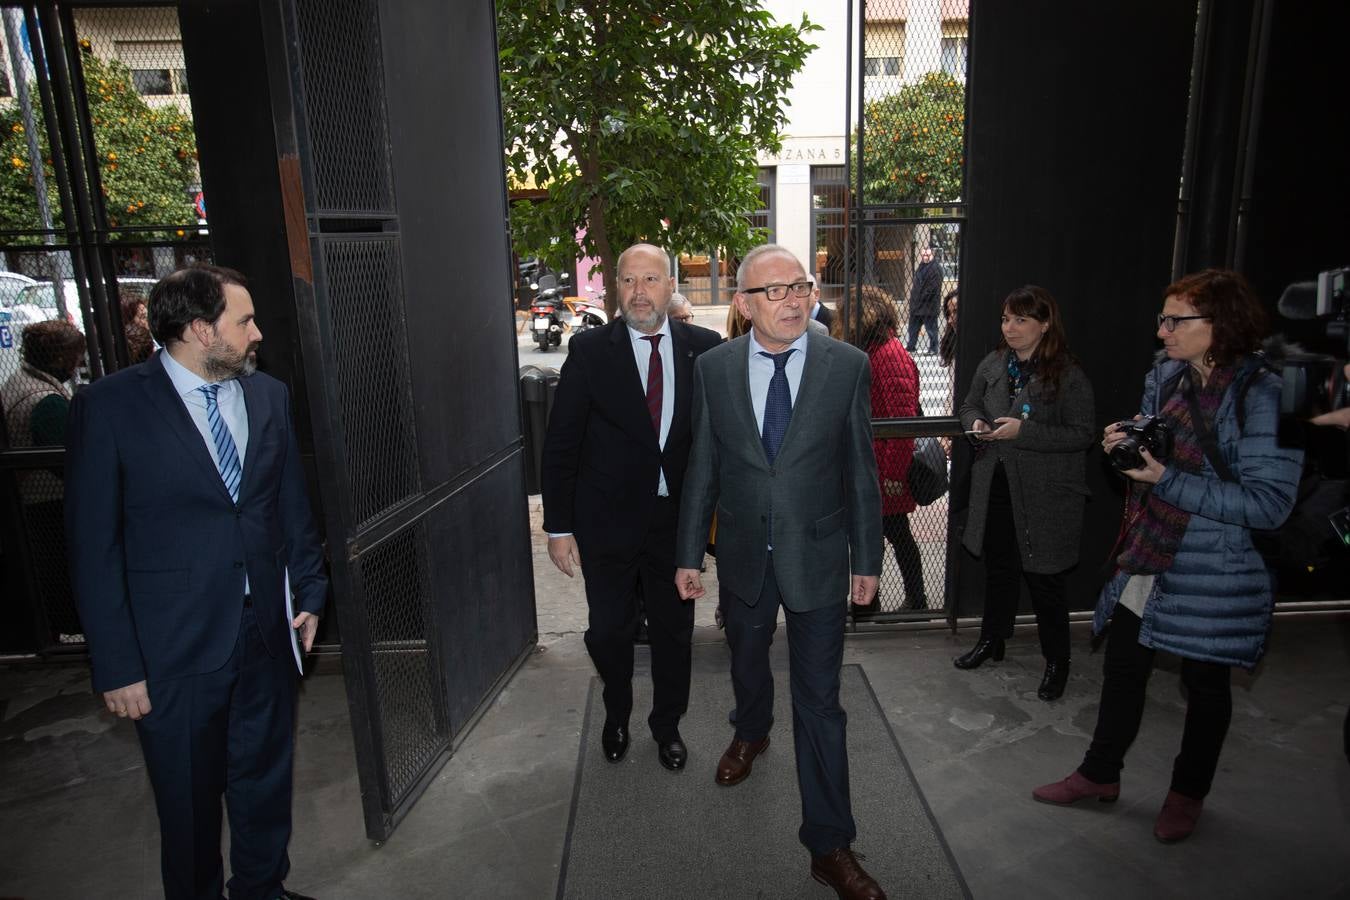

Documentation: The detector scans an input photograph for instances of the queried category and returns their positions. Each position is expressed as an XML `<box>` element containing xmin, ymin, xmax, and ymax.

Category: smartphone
<box><xmin>963</xmin><ymin>429</ymin><xmax>986</xmax><ymax>445</ymax></box>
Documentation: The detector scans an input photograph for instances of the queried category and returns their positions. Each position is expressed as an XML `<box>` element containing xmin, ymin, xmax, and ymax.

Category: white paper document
<box><xmin>283</xmin><ymin>569</ymin><xmax>304</xmax><ymax>675</ymax></box>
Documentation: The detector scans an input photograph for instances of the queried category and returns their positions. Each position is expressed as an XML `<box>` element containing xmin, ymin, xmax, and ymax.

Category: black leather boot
<box><xmin>1037</xmin><ymin>659</ymin><xmax>1070</xmax><ymax>701</ymax></box>
<box><xmin>953</xmin><ymin>637</ymin><xmax>1005</xmax><ymax>670</ymax></box>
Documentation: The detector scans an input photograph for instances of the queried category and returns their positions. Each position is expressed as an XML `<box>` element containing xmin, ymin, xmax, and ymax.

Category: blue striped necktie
<box><xmin>199</xmin><ymin>383</ymin><xmax>242</xmax><ymax>503</ymax></box>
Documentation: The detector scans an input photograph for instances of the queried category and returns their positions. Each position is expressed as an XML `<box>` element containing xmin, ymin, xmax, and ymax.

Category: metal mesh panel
<box><xmin>322</xmin><ymin>235</ymin><xmax>420</xmax><ymax>526</ymax></box>
<box><xmin>357</xmin><ymin>522</ymin><xmax>447</xmax><ymax>803</ymax></box>
<box><xmin>10</xmin><ymin>467</ymin><xmax>80</xmax><ymax>641</ymax></box>
<box><xmin>294</xmin><ymin>0</ymin><xmax>395</xmax><ymax>215</ymax></box>
<box><xmin>852</xmin><ymin>0</ymin><xmax>968</xmax><ymax>618</ymax></box>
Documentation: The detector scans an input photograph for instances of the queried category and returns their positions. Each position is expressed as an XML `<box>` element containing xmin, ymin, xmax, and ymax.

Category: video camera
<box><xmin>1278</xmin><ymin>266</ymin><xmax>1350</xmax><ymax>419</ymax></box>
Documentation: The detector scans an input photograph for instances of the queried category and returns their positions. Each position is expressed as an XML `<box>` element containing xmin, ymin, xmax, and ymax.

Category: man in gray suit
<box><xmin>674</xmin><ymin>245</ymin><xmax>886</xmax><ymax>900</ymax></box>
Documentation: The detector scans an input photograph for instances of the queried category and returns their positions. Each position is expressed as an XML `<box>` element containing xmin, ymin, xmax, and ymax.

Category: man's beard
<box><xmin>203</xmin><ymin>338</ymin><xmax>258</xmax><ymax>380</ymax></box>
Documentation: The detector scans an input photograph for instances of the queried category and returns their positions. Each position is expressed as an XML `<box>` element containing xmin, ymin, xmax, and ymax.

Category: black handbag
<box><xmin>906</xmin><ymin>401</ymin><xmax>949</xmax><ymax>505</ymax></box>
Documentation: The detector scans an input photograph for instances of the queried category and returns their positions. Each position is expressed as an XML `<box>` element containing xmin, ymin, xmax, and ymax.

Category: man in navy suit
<box><xmin>542</xmin><ymin>243</ymin><xmax>721</xmax><ymax>771</ymax></box>
<box><xmin>675</xmin><ymin>245</ymin><xmax>885</xmax><ymax>899</ymax></box>
<box><xmin>65</xmin><ymin>265</ymin><xmax>327</xmax><ymax>900</ymax></box>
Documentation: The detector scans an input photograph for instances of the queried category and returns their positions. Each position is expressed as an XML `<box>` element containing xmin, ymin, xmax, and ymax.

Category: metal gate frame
<box><xmin>844</xmin><ymin>0</ymin><xmax>972</xmax><ymax>630</ymax></box>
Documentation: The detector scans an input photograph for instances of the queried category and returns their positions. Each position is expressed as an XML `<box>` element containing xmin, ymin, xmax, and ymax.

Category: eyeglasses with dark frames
<box><xmin>1156</xmin><ymin>313</ymin><xmax>1211</xmax><ymax>332</ymax></box>
<box><xmin>742</xmin><ymin>281</ymin><xmax>814</xmax><ymax>302</ymax></box>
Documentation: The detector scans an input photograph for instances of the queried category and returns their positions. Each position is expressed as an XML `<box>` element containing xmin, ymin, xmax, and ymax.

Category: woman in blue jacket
<box><xmin>1032</xmin><ymin>269</ymin><xmax>1302</xmax><ymax>843</ymax></box>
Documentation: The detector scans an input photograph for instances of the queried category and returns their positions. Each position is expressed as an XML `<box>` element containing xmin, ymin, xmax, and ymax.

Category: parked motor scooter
<box><xmin>564</xmin><ymin>286</ymin><xmax>608</xmax><ymax>340</ymax></box>
<box><xmin>529</xmin><ymin>272</ymin><xmax>569</xmax><ymax>351</ymax></box>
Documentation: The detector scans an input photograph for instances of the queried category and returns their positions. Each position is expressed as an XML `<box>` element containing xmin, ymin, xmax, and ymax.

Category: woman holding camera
<box><xmin>1033</xmin><ymin>269</ymin><xmax>1302</xmax><ymax>843</ymax></box>
<box><xmin>956</xmin><ymin>286</ymin><xmax>1094</xmax><ymax>701</ymax></box>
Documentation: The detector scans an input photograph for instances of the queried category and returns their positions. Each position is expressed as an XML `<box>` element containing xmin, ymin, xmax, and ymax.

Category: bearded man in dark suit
<box><xmin>66</xmin><ymin>265</ymin><xmax>327</xmax><ymax>900</ymax></box>
<box><xmin>542</xmin><ymin>243</ymin><xmax>721</xmax><ymax>771</ymax></box>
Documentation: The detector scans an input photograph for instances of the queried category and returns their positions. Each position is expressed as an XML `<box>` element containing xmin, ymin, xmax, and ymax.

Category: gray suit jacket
<box><xmin>675</xmin><ymin>331</ymin><xmax>883</xmax><ymax>612</ymax></box>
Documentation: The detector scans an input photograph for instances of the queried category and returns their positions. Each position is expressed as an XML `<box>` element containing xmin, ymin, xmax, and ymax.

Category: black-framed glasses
<box><xmin>742</xmin><ymin>281</ymin><xmax>814</xmax><ymax>302</ymax></box>
<box><xmin>1156</xmin><ymin>313</ymin><xmax>1211</xmax><ymax>332</ymax></box>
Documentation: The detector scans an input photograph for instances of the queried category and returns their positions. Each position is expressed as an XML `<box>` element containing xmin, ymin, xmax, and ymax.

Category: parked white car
<box><xmin>6</xmin><ymin>277</ymin><xmax>157</xmax><ymax>333</ymax></box>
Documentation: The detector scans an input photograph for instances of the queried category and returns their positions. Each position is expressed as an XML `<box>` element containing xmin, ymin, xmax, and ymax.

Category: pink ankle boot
<box><xmin>1032</xmin><ymin>771</ymin><xmax>1120</xmax><ymax>805</ymax></box>
<box><xmin>1153</xmin><ymin>790</ymin><xmax>1203</xmax><ymax>842</ymax></box>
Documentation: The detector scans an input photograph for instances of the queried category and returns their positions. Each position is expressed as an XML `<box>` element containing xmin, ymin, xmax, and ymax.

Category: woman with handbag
<box><xmin>1033</xmin><ymin>269</ymin><xmax>1301</xmax><ymax>842</ymax></box>
<box><xmin>956</xmin><ymin>286</ymin><xmax>1094</xmax><ymax>700</ymax></box>
<box><xmin>834</xmin><ymin>284</ymin><xmax>928</xmax><ymax>612</ymax></box>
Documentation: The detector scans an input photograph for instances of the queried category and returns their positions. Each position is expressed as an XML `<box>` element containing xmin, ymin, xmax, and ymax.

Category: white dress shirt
<box><xmin>747</xmin><ymin>329</ymin><xmax>809</xmax><ymax>434</ymax></box>
<box><xmin>628</xmin><ymin>319</ymin><xmax>675</xmax><ymax>496</ymax></box>
<box><xmin>161</xmin><ymin>349</ymin><xmax>250</xmax><ymax>590</ymax></box>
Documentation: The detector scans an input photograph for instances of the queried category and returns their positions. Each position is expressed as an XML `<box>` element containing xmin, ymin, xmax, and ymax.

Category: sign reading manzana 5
<box><xmin>758</xmin><ymin>141</ymin><xmax>846</xmax><ymax>165</ymax></box>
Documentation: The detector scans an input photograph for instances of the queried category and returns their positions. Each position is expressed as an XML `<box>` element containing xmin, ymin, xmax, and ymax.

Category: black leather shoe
<box><xmin>657</xmin><ymin>735</ymin><xmax>687</xmax><ymax>771</ymax></box>
<box><xmin>601</xmin><ymin>720</ymin><xmax>629</xmax><ymax>762</ymax></box>
<box><xmin>953</xmin><ymin>637</ymin><xmax>1005</xmax><ymax>670</ymax></box>
<box><xmin>1037</xmin><ymin>659</ymin><xmax>1070</xmax><ymax>701</ymax></box>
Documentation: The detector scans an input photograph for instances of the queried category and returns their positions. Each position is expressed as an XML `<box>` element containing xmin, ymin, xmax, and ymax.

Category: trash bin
<box><xmin>519</xmin><ymin>365</ymin><xmax>560</xmax><ymax>495</ymax></box>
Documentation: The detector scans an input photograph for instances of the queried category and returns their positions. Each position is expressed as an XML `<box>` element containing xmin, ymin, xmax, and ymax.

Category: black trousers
<box><xmin>135</xmin><ymin>606</ymin><xmax>297</xmax><ymax>900</ymax></box>
<box><xmin>723</xmin><ymin>558</ymin><xmax>855</xmax><ymax>856</ymax></box>
<box><xmin>980</xmin><ymin>464</ymin><xmax>1070</xmax><ymax>662</ymax></box>
<box><xmin>580</xmin><ymin>497</ymin><xmax>693</xmax><ymax>741</ymax></box>
<box><xmin>882</xmin><ymin>513</ymin><xmax>927</xmax><ymax>608</ymax></box>
<box><xmin>906</xmin><ymin>315</ymin><xmax>939</xmax><ymax>353</ymax></box>
<box><xmin>1078</xmin><ymin>606</ymin><xmax>1233</xmax><ymax>799</ymax></box>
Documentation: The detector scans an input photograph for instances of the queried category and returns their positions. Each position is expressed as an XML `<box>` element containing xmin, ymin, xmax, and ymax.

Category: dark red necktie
<box><xmin>643</xmin><ymin>334</ymin><xmax>663</xmax><ymax>435</ymax></box>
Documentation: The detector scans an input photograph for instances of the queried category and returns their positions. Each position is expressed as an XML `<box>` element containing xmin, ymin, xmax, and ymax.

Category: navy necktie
<box><xmin>760</xmin><ymin>349</ymin><xmax>794</xmax><ymax>463</ymax></box>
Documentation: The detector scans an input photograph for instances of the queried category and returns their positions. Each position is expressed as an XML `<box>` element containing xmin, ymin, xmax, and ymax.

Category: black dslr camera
<box><xmin>1110</xmin><ymin>416</ymin><xmax>1173</xmax><ymax>471</ymax></box>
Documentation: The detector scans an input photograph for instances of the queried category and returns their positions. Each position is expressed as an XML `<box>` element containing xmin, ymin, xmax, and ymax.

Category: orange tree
<box><xmin>0</xmin><ymin>50</ymin><xmax>198</xmax><ymax>243</ymax></box>
<box><xmin>856</xmin><ymin>72</ymin><xmax>964</xmax><ymax>205</ymax></box>
<box><xmin>498</xmin><ymin>1</ymin><xmax>817</xmax><ymax>316</ymax></box>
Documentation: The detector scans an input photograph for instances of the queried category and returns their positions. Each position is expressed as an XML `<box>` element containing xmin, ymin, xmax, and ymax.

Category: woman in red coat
<box><xmin>835</xmin><ymin>284</ymin><xmax>928</xmax><ymax>612</ymax></box>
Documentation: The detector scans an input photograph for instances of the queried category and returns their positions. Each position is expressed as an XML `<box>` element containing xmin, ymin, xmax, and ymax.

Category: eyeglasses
<box><xmin>742</xmin><ymin>281</ymin><xmax>814</xmax><ymax>302</ymax></box>
<box><xmin>670</xmin><ymin>313</ymin><xmax>693</xmax><ymax>322</ymax></box>
<box><xmin>1156</xmin><ymin>313</ymin><xmax>1211</xmax><ymax>332</ymax></box>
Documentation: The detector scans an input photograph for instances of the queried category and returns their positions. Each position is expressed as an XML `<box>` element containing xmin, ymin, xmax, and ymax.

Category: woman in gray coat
<box><xmin>956</xmin><ymin>286</ymin><xmax>1095</xmax><ymax>701</ymax></box>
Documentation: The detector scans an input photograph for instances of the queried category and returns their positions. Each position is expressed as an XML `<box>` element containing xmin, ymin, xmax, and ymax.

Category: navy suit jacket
<box><xmin>541</xmin><ymin>318</ymin><xmax>721</xmax><ymax>558</ymax></box>
<box><xmin>65</xmin><ymin>351</ymin><xmax>328</xmax><ymax>693</ymax></box>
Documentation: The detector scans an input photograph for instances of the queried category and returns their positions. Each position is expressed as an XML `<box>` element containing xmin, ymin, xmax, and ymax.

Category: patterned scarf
<box><xmin>1116</xmin><ymin>365</ymin><xmax>1237</xmax><ymax>574</ymax></box>
<box><xmin>1006</xmin><ymin>351</ymin><xmax>1037</xmax><ymax>404</ymax></box>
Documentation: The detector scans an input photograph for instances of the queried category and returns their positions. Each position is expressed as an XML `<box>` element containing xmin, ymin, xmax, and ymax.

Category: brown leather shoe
<box><xmin>714</xmin><ymin>736</ymin><xmax>769</xmax><ymax>786</ymax></box>
<box><xmin>810</xmin><ymin>847</ymin><xmax>886</xmax><ymax>899</ymax></box>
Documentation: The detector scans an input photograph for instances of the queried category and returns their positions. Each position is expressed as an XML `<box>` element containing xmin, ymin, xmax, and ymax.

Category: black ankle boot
<box><xmin>1037</xmin><ymin>659</ymin><xmax>1070</xmax><ymax>701</ymax></box>
<box><xmin>953</xmin><ymin>637</ymin><xmax>1005</xmax><ymax>670</ymax></box>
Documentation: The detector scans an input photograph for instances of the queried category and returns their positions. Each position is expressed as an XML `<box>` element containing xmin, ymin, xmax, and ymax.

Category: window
<box><xmin>749</xmin><ymin>166</ymin><xmax>775</xmax><ymax>243</ymax></box>
<box><xmin>116</xmin><ymin>40</ymin><xmax>188</xmax><ymax>95</ymax></box>
<box><xmin>131</xmin><ymin>68</ymin><xmax>173</xmax><ymax>95</ymax></box>
<box><xmin>863</xmin><ymin>56</ymin><xmax>901</xmax><ymax>78</ymax></box>
<box><xmin>941</xmin><ymin>36</ymin><xmax>968</xmax><ymax>81</ymax></box>
<box><xmin>811</xmin><ymin>165</ymin><xmax>849</xmax><ymax>304</ymax></box>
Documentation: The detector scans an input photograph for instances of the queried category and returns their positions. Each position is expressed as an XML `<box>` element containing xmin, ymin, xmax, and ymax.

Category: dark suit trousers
<box><xmin>1079</xmin><ymin>607</ymin><xmax>1233</xmax><ymax>799</ymax></box>
<box><xmin>906</xmin><ymin>315</ymin><xmax>939</xmax><ymax>353</ymax></box>
<box><xmin>724</xmin><ymin>558</ymin><xmax>856</xmax><ymax>856</ymax></box>
<box><xmin>581</xmin><ymin>496</ymin><xmax>693</xmax><ymax>741</ymax></box>
<box><xmin>980</xmin><ymin>464</ymin><xmax>1071</xmax><ymax>662</ymax></box>
<box><xmin>135</xmin><ymin>606</ymin><xmax>298</xmax><ymax>900</ymax></box>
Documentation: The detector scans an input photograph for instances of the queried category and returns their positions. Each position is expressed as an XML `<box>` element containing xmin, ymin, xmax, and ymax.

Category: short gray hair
<box><xmin>669</xmin><ymin>293</ymin><xmax>691</xmax><ymax>310</ymax></box>
<box><xmin>736</xmin><ymin>243</ymin><xmax>803</xmax><ymax>291</ymax></box>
